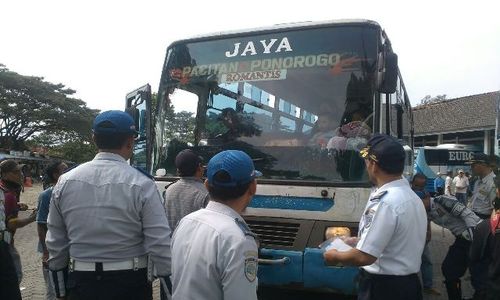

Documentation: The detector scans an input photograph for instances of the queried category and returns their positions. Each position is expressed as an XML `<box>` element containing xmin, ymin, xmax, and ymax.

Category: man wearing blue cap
<box><xmin>171</xmin><ymin>150</ymin><xmax>261</xmax><ymax>300</ymax></box>
<box><xmin>46</xmin><ymin>110</ymin><xmax>172</xmax><ymax>300</ymax></box>
<box><xmin>323</xmin><ymin>134</ymin><xmax>427</xmax><ymax>300</ymax></box>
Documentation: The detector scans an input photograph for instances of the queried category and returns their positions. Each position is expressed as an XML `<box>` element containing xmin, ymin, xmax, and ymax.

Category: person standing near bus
<box><xmin>422</xmin><ymin>194</ymin><xmax>481</xmax><ymax>300</ymax></box>
<box><xmin>434</xmin><ymin>172</ymin><xmax>445</xmax><ymax>195</ymax></box>
<box><xmin>470</xmin><ymin>178</ymin><xmax>500</xmax><ymax>300</ymax></box>
<box><xmin>453</xmin><ymin>170</ymin><xmax>469</xmax><ymax>205</ymax></box>
<box><xmin>36</xmin><ymin>161</ymin><xmax>68</xmax><ymax>300</ymax></box>
<box><xmin>165</xmin><ymin>149</ymin><xmax>209</xmax><ymax>233</ymax></box>
<box><xmin>0</xmin><ymin>185</ymin><xmax>22</xmax><ymax>299</ymax></box>
<box><xmin>0</xmin><ymin>159</ymin><xmax>37</xmax><ymax>283</ymax></box>
<box><xmin>171</xmin><ymin>150</ymin><xmax>260</xmax><ymax>300</ymax></box>
<box><xmin>323</xmin><ymin>134</ymin><xmax>427</xmax><ymax>300</ymax></box>
<box><xmin>445</xmin><ymin>170</ymin><xmax>454</xmax><ymax>196</ymax></box>
<box><xmin>468</xmin><ymin>153</ymin><xmax>496</xmax><ymax>220</ymax></box>
<box><xmin>411</xmin><ymin>173</ymin><xmax>441</xmax><ymax>296</ymax></box>
<box><xmin>46</xmin><ymin>110</ymin><xmax>172</xmax><ymax>299</ymax></box>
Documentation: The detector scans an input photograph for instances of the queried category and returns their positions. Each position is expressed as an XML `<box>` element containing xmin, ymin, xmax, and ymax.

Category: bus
<box><xmin>414</xmin><ymin>144</ymin><xmax>480</xmax><ymax>193</ymax></box>
<box><xmin>126</xmin><ymin>19</ymin><xmax>413</xmax><ymax>294</ymax></box>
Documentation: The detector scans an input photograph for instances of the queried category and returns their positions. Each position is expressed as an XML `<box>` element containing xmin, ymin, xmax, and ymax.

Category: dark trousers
<box><xmin>67</xmin><ymin>268</ymin><xmax>152</xmax><ymax>300</ymax></box>
<box><xmin>442</xmin><ymin>236</ymin><xmax>470</xmax><ymax>281</ymax></box>
<box><xmin>442</xmin><ymin>236</ymin><xmax>471</xmax><ymax>300</ymax></box>
<box><xmin>357</xmin><ymin>269</ymin><xmax>422</xmax><ymax>300</ymax></box>
<box><xmin>0</xmin><ymin>240</ymin><xmax>22</xmax><ymax>300</ymax></box>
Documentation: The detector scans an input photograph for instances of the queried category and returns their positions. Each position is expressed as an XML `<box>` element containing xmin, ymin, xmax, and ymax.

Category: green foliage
<box><xmin>0</xmin><ymin>65</ymin><xmax>99</xmax><ymax>150</ymax></box>
<box><xmin>419</xmin><ymin>94</ymin><xmax>447</xmax><ymax>105</ymax></box>
<box><xmin>162</xmin><ymin>101</ymin><xmax>196</xmax><ymax>144</ymax></box>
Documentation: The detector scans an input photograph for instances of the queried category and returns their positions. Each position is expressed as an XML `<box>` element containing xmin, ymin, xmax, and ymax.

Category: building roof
<box><xmin>413</xmin><ymin>91</ymin><xmax>500</xmax><ymax>136</ymax></box>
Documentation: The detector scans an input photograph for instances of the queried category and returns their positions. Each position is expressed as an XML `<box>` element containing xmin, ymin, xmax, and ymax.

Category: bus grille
<box><xmin>246</xmin><ymin>220</ymin><xmax>300</xmax><ymax>248</ymax></box>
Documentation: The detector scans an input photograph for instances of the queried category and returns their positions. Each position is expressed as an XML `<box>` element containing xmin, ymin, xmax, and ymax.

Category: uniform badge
<box><xmin>363</xmin><ymin>208</ymin><xmax>376</xmax><ymax>229</ymax></box>
<box><xmin>244</xmin><ymin>257</ymin><xmax>258</xmax><ymax>282</ymax></box>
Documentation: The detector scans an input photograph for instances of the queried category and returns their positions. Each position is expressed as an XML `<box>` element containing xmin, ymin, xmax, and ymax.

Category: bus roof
<box><xmin>168</xmin><ymin>19</ymin><xmax>381</xmax><ymax>47</ymax></box>
<box><xmin>421</xmin><ymin>144</ymin><xmax>479</xmax><ymax>151</ymax></box>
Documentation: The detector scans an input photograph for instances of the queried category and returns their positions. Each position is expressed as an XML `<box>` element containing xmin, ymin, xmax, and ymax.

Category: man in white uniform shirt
<box><xmin>46</xmin><ymin>111</ymin><xmax>172</xmax><ymax>300</ymax></box>
<box><xmin>171</xmin><ymin>150</ymin><xmax>261</xmax><ymax>300</ymax></box>
<box><xmin>323</xmin><ymin>134</ymin><xmax>427</xmax><ymax>300</ymax></box>
<box><xmin>468</xmin><ymin>153</ymin><xmax>496</xmax><ymax>220</ymax></box>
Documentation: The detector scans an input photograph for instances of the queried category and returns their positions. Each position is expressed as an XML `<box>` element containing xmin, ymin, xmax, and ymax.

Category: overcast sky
<box><xmin>1</xmin><ymin>0</ymin><xmax>499</xmax><ymax>112</ymax></box>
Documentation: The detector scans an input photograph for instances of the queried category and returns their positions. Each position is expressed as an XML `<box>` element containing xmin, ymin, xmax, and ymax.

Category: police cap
<box><xmin>466</xmin><ymin>152</ymin><xmax>491</xmax><ymax>165</ymax></box>
<box><xmin>92</xmin><ymin>110</ymin><xmax>138</xmax><ymax>136</ymax></box>
<box><xmin>207</xmin><ymin>150</ymin><xmax>262</xmax><ymax>188</ymax></box>
<box><xmin>360</xmin><ymin>134</ymin><xmax>405</xmax><ymax>174</ymax></box>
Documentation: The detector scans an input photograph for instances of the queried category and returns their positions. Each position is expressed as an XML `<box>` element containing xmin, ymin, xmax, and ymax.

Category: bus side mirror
<box><xmin>378</xmin><ymin>52</ymin><xmax>398</xmax><ymax>94</ymax></box>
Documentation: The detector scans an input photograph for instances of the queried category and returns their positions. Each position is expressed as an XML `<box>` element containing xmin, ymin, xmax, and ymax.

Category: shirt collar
<box><xmin>179</xmin><ymin>177</ymin><xmax>204</xmax><ymax>183</ymax></box>
<box><xmin>480</xmin><ymin>171</ymin><xmax>496</xmax><ymax>183</ymax></box>
<box><xmin>93</xmin><ymin>152</ymin><xmax>128</xmax><ymax>163</ymax></box>
<box><xmin>206</xmin><ymin>201</ymin><xmax>243</xmax><ymax>221</ymax></box>
<box><xmin>373</xmin><ymin>178</ymin><xmax>409</xmax><ymax>195</ymax></box>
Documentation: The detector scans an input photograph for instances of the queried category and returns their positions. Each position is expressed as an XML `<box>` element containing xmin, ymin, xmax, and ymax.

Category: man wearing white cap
<box><xmin>453</xmin><ymin>170</ymin><xmax>469</xmax><ymax>205</ymax></box>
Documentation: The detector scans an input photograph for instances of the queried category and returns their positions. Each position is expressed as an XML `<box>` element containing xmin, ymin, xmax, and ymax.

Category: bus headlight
<box><xmin>325</xmin><ymin>227</ymin><xmax>351</xmax><ymax>240</ymax></box>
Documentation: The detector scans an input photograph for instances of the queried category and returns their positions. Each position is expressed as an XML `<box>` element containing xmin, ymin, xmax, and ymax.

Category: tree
<box><xmin>0</xmin><ymin>65</ymin><xmax>99</xmax><ymax>150</ymax></box>
<box><xmin>419</xmin><ymin>94</ymin><xmax>447</xmax><ymax>105</ymax></box>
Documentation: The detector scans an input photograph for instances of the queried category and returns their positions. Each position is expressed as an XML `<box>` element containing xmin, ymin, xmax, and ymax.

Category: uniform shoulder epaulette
<box><xmin>370</xmin><ymin>190</ymin><xmax>388</xmax><ymax>202</ymax></box>
<box><xmin>134</xmin><ymin>166</ymin><xmax>154</xmax><ymax>180</ymax></box>
<box><xmin>235</xmin><ymin>218</ymin><xmax>258</xmax><ymax>240</ymax></box>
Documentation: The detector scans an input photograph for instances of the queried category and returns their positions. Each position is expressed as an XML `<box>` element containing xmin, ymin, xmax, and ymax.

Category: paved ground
<box><xmin>15</xmin><ymin>183</ymin><xmax>473</xmax><ymax>299</ymax></box>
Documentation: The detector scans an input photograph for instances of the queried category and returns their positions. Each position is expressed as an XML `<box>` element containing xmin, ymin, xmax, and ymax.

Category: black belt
<box><xmin>359</xmin><ymin>268</ymin><xmax>418</xmax><ymax>279</ymax></box>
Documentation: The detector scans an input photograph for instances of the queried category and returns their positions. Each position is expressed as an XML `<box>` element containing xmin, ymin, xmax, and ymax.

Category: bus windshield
<box><xmin>154</xmin><ymin>24</ymin><xmax>380</xmax><ymax>183</ymax></box>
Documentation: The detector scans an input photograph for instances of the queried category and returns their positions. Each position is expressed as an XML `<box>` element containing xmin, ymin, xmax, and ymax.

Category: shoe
<box><xmin>423</xmin><ymin>287</ymin><xmax>441</xmax><ymax>296</ymax></box>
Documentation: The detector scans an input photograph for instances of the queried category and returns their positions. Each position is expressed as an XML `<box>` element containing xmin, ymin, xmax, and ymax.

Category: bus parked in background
<box><xmin>414</xmin><ymin>144</ymin><xmax>480</xmax><ymax>193</ymax></box>
<box><xmin>127</xmin><ymin>19</ymin><xmax>413</xmax><ymax>294</ymax></box>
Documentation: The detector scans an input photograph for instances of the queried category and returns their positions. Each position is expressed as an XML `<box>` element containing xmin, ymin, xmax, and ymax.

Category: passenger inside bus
<box><xmin>307</xmin><ymin>113</ymin><xmax>338</xmax><ymax>148</ymax></box>
<box><xmin>213</xmin><ymin>108</ymin><xmax>261</xmax><ymax>143</ymax></box>
<box><xmin>326</xmin><ymin>111</ymin><xmax>371</xmax><ymax>152</ymax></box>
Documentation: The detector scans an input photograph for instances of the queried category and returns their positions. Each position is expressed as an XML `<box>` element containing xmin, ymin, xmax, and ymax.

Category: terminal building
<box><xmin>413</xmin><ymin>91</ymin><xmax>500</xmax><ymax>155</ymax></box>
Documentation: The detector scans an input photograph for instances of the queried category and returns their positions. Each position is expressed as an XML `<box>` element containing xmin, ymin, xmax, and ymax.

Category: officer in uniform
<box><xmin>46</xmin><ymin>110</ymin><xmax>172</xmax><ymax>300</ymax></box>
<box><xmin>0</xmin><ymin>187</ymin><xmax>22</xmax><ymax>299</ymax></box>
<box><xmin>171</xmin><ymin>150</ymin><xmax>260</xmax><ymax>300</ymax></box>
<box><xmin>422</xmin><ymin>194</ymin><xmax>481</xmax><ymax>300</ymax></box>
<box><xmin>323</xmin><ymin>134</ymin><xmax>428</xmax><ymax>300</ymax></box>
<box><xmin>468</xmin><ymin>153</ymin><xmax>496</xmax><ymax>220</ymax></box>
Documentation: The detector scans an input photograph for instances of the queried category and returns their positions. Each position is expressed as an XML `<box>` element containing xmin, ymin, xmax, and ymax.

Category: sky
<box><xmin>1</xmin><ymin>0</ymin><xmax>499</xmax><ymax>112</ymax></box>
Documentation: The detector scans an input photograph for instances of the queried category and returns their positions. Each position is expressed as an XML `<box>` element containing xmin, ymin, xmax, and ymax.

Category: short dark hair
<box><xmin>0</xmin><ymin>159</ymin><xmax>19</xmax><ymax>177</ymax></box>
<box><xmin>94</xmin><ymin>132</ymin><xmax>132</xmax><ymax>150</ymax></box>
<box><xmin>378</xmin><ymin>162</ymin><xmax>404</xmax><ymax>176</ymax></box>
<box><xmin>46</xmin><ymin>161</ymin><xmax>64</xmax><ymax>182</ymax></box>
<box><xmin>412</xmin><ymin>173</ymin><xmax>427</xmax><ymax>183</ymax></box>
<box><xmin>206</xmin><ymin>170</ymin><xmax>252</xmax><ymax>201</ymax></box>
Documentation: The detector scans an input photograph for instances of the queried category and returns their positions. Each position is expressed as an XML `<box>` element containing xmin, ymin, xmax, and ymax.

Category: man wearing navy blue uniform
<box><xmin>323</xmin><ymin>134</ymin><xmax>428</xmax><ymax>300</ymax></box>
<box><xmin>46</xmin><ymin>111</ymin><xmax>171</xmax><ymax>300</ymax></box>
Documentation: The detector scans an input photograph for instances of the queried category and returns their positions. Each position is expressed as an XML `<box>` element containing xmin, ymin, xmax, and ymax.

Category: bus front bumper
<box><xmin>258</xmin><ymin>248</ymin><xmax>358</xmax><ymax>295</ymax></box>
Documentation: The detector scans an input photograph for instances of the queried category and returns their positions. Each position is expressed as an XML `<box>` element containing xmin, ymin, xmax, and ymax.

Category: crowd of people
<box><xmin>1</xmin><ymin>110</ymin><xmax>500</xmax><ymax>300</ymax></box>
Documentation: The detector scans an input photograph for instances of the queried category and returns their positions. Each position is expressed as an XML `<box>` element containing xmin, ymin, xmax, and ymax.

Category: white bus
<box><xmin>126</xmin><ymin>19</ymin><xmax>413</xmax><ymax>294</ymax></box>
<box><xmin>414</xmin><ymin>144</ymin><xmax>480</xmax><ymax>193</ymax></box>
